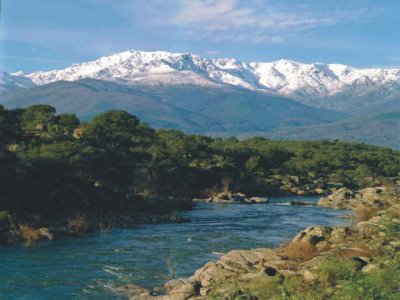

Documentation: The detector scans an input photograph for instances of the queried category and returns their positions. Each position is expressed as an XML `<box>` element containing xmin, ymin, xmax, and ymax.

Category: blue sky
<box><xmin>1</xmin><ymin>0</ymin><xmax>400</xmax><ymax>73</ymax></box>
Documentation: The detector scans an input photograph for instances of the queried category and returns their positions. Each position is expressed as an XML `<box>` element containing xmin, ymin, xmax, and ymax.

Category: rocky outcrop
<box><xmin>193</xmin><ymin>192</ymin><xmax>268</xmax><ymax>204</ymax></box>
<box><xmin>116</xmin><ymin>284</ymin><xmax>154</xmax><ymax>299</ymax></box>
<box><xmin>317</xmin><ymin>188</ymin><xmax>360</xmax><ymax>209</ymax></box>
<box><xmin>317</xmin><ymin>187</ymin><xmax>387</xmax><ymax>210</ymax></box>
<box><xmin>118</xmin><ymin>186</ymin><xmax>398</xmax><ymax>299</ymax></box>
<box><xmin>118</xmin><ymin>223</ymin><xmax>371</xmax><ymax>299</ymax></box>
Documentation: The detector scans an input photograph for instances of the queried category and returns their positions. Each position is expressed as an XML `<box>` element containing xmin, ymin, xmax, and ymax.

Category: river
<box><xmin>0</xmin><ymin>196</ymin><xmax>350</xmax><ymax>299</ymax></box>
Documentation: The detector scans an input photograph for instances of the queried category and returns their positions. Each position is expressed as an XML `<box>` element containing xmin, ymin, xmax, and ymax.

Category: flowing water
<box><xmin>0</xmin><ymin>196</ymin><xmax>350</xmax><ymax>299</ymax></box>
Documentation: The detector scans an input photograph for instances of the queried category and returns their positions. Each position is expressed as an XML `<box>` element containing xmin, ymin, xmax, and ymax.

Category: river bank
<box><xmin>0</xmin><ymin>196</ymin><xmax>350</xmax><ymax>299</ymax></box>
<box><xmin>118</xmin><ymin>186</ymin><xmax>400</xmax><ymax>300</ymax></box>
<box><xmin>0</xmin><ymin>209</ymin><xmax>192</xmax><ymax>246</ymax></box>
<box><xmin>0</xmin><ymin>188</ymin><xmax>325</xmax><ymax>246</ymax></box>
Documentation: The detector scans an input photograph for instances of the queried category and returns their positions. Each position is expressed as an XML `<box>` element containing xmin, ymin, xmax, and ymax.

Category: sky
<box><xmin>1</xmin><ymin>0</ymin><xmax>400</xmax><ymax>73</ymax></box>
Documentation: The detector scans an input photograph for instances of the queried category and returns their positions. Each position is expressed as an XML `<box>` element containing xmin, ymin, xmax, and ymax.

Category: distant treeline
<box><xmin>0</xmin><ymin>104</ymin><xmax>399</xmax><ymax>217</ymax></box>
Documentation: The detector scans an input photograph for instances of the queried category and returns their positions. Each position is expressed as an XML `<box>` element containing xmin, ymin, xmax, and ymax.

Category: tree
<box><xmin>19</xmin><ymin>105</ymin><xmax>56</xmax><ymax>135</ymax></box>
<box><xmin>85</xmin><ymin>110</ymin><xmax>141</xmax><ymax>149</ymax></box>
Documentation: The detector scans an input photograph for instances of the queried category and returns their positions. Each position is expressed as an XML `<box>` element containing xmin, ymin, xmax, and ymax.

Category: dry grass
<box><xmin>19</xmin><ymin>225</ymin><xmax>41</xmax><ymax>246</ymax></box>
<box><xmin>388</xmin><ymin>206</ymin><xmax>400</xmax><ymax>218</ymax></box>
<box><xmin>221</xmin><ymin>178</ymin><xmax>231</xmax><ymax>194</ymax></box>
<box><xmin>278</xmin><ymin>241</ymin><xmax>319</xmax><ymax>263</ymax></box>
<box><xmin>354</xmin><ymin>204</ymin><xmax>379</xmax><ymax>222</ymax></box>
<box><xmin>336</xmin><ymin>246</ymin><xmax>375</xmax><ymax>258</ymax></box>
<box><xmin>68</xmin><ymin>214</ymin><xmax>89</xmax><ymax>234</ymax></box>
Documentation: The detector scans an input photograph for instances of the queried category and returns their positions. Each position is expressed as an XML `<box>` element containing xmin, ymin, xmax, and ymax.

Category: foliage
<box><xmin>0</xmin><ymin>105</ymin><xmax>399</xmax><ymax>218</ymax></box>
<box><xmin>68</xmin><ymin>214</ymin><xmax>89</xmax><ymax>235</ymax></box>
<box><xmin>19</xmin><ymin>225</ymin><xmax>42</xmax><ymax>247</ymax></box>
<box><xmin>278</xmin><ymin>241</ymin><xmax>319</xmax><ymax>263</ymax></box>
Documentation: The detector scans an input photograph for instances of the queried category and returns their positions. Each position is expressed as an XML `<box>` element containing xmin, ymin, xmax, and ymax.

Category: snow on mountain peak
<box><xmin>21</xmin><ymin>50</ymin><xmax>400</xmax><ymax>104</ymax></box>
<box><xmin>0</xmin><ymin>71</ymin><xmax>33</xmax><ymax>93</ymax></box>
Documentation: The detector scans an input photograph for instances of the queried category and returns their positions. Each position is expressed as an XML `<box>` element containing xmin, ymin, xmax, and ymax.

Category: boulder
<box><xmin>165</xmin><ymin>279</ymin><xmax>190</xmax><ymax>293</ymax></box>
<box><xmin>290</xmin><ymin>187</ymin><xmax>301</xmax><ymax>194</ymax></box>
<box><xmin>315</xmin><ymin>241</ymin><xmax>331</xmax><ymax>252</ymax></box>
<box><xmin>38</xmin><ymin>228</ymin><xmax>54</xmax><ymax>240</ymax></box>
<box><xmin>360</xmin><ymin>187</ymin><xmax>386</xmax><ymax>201</ymax></box>
<box><xmin>301</xmin><ymin>269</ymin><xmax>318</xmax><ymax>282</ymax></box>
<box><xmin>330</xmin><ymin>227</ymin><xmax>352</xmax><ymax>243</ymax></box>
<box><xmin>116</xmin><ymin>284</ymin><xmax>151</xmax><ymax>299</ymax></box>
<box><xmin>191</xmin><ymin>249</ymin><xmax>281</xmax><ymax>286</ymax></box>
<box><xmin>279</xmin><ymin>270</ymin><xmax>299</xmax><ymax>278</ymax></box>
<box><xmin>301</xmin><ymin>255</ymin><xmax>331</xmax><ymax>269</ymax></box>
<box><xmin>249</xmin><ymin>197</ymin><xmax>269</xmax><ymax>204</ymax></box>
<box><xmin>356</xmin><ymin>221</ymin><xmax>382</xmax><ymax>238</ymax></box>
<box><xmin>168</xmin><ymin>283</ymin><xmax>196</xmax><ymax>300</ymax></box>
<box><xmin>315</xmin><ymin>188</ymin><xmax>325</xmax><ymax>195</ymax></box>
<box><xmin>362</xmin><ymin>263</ymin><xmax>380</xmax><ymax>274</ymax></box>
<box><xmin>292</xmin><ymin>226</ymin><xmax>333</xmax><ymax>246</ymax></box>
<box><xmin>200</xmin><ymin>287</ymin><xmax>211</xmax><ymax>296</ymax></box>
<box><xmin>317</xmin><ymin>188</ymin><xmax>359</xmax><ymax>209</ymax></box>
<box><xmin>211</xmin><ymin>192</ymin><xmax>267</xmax><ymax>204</ymax></box>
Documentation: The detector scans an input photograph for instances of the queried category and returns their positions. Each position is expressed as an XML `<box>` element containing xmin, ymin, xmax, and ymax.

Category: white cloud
<box><xmin>169</xmin><ymin>0</ymin><xmax>368</xmax><ymax>43</ymax></box>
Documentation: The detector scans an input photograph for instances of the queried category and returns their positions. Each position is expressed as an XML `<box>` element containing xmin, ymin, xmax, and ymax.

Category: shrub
<box><xmin>354</xmin><ymin>204</ymin><xmax>379</xmax><ymax>222</ymax></box>
<box><xmin>278</xmin><ymin>241</ymin><xmax>319</xmax><ymax>263</ymax></box>
<box><xmin>383</xmin><ymin>215</ymin><xmax>400</xmax><ymax>240</ymax></box>
<box><xmin>68</xmin><ymin>214</ymin><xmax>89</xmax><ymax>234</ymax></box>
<box><xmin>335</xmin><ymin>263</ymin><xmax>400</xmax><ymax>299</ymax></box>
<box><xmin>19</xmin><ymin>225</ymin><xmax>41</xmax><ymax>246</ymax></box>
<box><xmin>336</xmin><ymin>245</ymin><xmax>375</xmax><ymax>258</ymax></box>
<box><xmin>317</xmin><ymin>257</ymin><xmax>358</xmax><ymax>288</ymax></box>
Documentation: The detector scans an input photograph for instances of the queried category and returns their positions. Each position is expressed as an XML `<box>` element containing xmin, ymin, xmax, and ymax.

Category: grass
<box><xmin>316</xmin><ymin>257</ymin><xmax>359</xmax><ymax>288</ymax></box>
<box><xmin>336</xmin><ymin>246</ymin><xmax>375</xmax><ymax>258</ymax></box>
<box><xmin>19</xmin><ymin>225</ymin><xmax>42</xmax><ymax>247</ymax></box>
<box><xmin>68</xmin><ymin>214</ymin><xmax>89</xmax><ymax>235</ymax></box>
<box><xmin>354</xmin><ymin>204</ymin><xmax>379</xmax><ymax>222</ymax></box>
<box><xmin>278</xmin><ymin>241</ymin><xmax>319</xmax><ymax>263</ymax></box>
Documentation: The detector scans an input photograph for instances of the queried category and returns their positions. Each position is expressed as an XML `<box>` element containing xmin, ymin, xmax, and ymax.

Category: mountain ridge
<box><xmin>0</xmin><ymin>78</ymin><xmax>345</xmax><ymax>134</ymax></box>
<box><xmin>1</xmin><ymin>50</ymin><xmax>398</xmax><ymax>148</ymax></box>
<box><xmin>15</xmin><ymin>49</ymin><xmax>400</xmax><ymax>114</ymax></box>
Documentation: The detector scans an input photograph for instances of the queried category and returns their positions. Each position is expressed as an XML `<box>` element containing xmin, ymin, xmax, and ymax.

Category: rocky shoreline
<box><xmin>0</xmin><ymin>211</ymin><xmax>191</xmax><ymax>246</ymax></box>
<box><xmin>0</xmin><ymin>186</ymin><xmax>323</xmax><ymax>246</ymax></box>
<box><xmin>117</xmin><ymin>186</ymin><xmax>400</xmax><ymax>299</ymax></box>
<box><xmin>193</xmin><ymin>192</ymin><xmax>269</xmax><ymax>204</ymax></box>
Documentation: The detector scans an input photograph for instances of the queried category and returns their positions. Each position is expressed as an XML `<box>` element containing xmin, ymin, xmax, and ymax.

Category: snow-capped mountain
<box><xmin>14</xmin><ymin>50</ymin><xmax>400</xmax><ymax>112</ymax></box>
<box><xmin>0</xmin><ymin>71</ymin><xmax>33</xmax><ymax>94</ymax></box>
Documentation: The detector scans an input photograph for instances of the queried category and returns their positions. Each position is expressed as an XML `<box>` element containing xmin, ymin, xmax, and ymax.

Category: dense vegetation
<box><xmin>0</xmin><ymin>104</ymin><xmax>399</xmax><ymax>218</ymax></box>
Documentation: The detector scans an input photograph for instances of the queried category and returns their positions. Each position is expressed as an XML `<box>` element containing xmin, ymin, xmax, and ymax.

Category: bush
<box><xmin>317</xmin><ymin>257</ymin><xmax>358</xmax><ymax>288</ymax></box>
<box><xmin>19</xmin><ymin>225</ymin><xmax>41</xmax><ymax>246</ymax></box>
<box><xmin>68</xmin><ymin>214</ymin><xmax>89</xmax><ymax>234</ymax></box>
<box><xmin>354</xmin><ymin>204</ymin><xmax>380</xmax><ymax>222</ymax></box>
<box><xmin>336</xmin><ymin>263</ymin><xmax>400</xmax><ymax>299</ymax></box>
<box><xmin>278</xmin><ymin>241</ymin><xmax>319</xmax><ymax>263</ymax></box>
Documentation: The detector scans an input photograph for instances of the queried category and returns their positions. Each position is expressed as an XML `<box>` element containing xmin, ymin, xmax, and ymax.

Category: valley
<box><xmin>1</xmin><ymin>50</ymin><xmax>398</xmax><ymax>148</ymax></box>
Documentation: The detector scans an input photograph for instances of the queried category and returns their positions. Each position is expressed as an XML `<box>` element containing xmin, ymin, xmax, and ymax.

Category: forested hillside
<box><xmin>1</xmin><ymin>104</ymin><xmax>399</xmax><ymax>218</ymax></box>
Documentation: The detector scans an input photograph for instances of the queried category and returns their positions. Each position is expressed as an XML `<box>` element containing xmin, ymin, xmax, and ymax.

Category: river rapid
<box><xmin>0</xmin><ymin>196</ymin><xmax>350</xmax><ymax>299</ymax></box>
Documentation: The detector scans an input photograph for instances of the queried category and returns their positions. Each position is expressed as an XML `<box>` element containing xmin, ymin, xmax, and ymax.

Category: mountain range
<box><xmin>1</xmin><ymin>50</ymin><xmax>399</xmax><ymax>148</ymax></box>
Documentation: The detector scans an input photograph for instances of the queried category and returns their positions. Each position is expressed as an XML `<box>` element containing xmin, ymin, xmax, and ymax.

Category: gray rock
<box><xmin>116</xmin><ymin>284</ymin><xmax>151</xmax><ymax>299</ymax></box>
<box><xmin>199</xmin><ymin>287</ymin><xmax>211</xmax><ymax>296</ymax></box>
<box><xmin>168</xmin><ymin>283</ymin><xmax>196</xmax><ymax>300</ymax></box>
<box><xmin>362</xmin><ymin>264</ymin><xmax>380</xmax><ymax>274</ymax></box>
<box><xmin>250</xmin><ymin>197</ymin><xmax>269</xmax><ymax>203</ymax></box>
<box><xmin>302</xmin><ymin>269</ymin><xmax>318</xmax><ymax>282</ymax></box>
